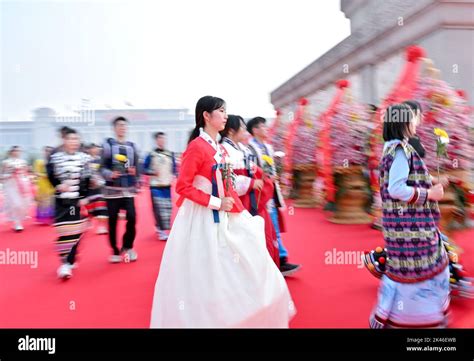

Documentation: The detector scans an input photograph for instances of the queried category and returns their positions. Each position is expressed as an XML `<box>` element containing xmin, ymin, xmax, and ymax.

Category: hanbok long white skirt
<box><xmin>3</xmin><ymin>176</ymin><xmax>31</xmax><ymax>223</ymax></box>
<box><xmin>150</xmin><ymin>176</ymin><xmax>295</xmax><ymax>328</ymax></box>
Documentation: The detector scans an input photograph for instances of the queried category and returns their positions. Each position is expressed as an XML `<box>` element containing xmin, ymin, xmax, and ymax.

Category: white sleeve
<box><xmin>208</xmin><ymin>195</ymin><xmax>222</xmax><ymax>210</ymax></box>
<box><xmin>388</xmin><ymin>148</ymin><xmax>415</xmax><ymax>202</ymax></box>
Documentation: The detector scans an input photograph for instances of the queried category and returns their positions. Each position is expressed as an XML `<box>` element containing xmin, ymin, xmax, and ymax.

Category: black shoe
<box><xmin>280</xmin><ymin>260</ymin><xmax>301</xmax><ymax>276</ymax></box>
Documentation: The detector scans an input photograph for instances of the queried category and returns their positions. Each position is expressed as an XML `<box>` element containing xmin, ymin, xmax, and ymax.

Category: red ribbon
<box><xmin>284</xmin><ymin>98</ymin><xmax>308</xmax><ymax>173</ymax></box>
<box><xmin>268</xmin><ymin>109</ymin><xmax>281</xmax><ymax>143</ymax></box>
<box><xmin>318</xmin><ymin>79</ymin><xmax>350</xmax><ymax>204</ymax></box>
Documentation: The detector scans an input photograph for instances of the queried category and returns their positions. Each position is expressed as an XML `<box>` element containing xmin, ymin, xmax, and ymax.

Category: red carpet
<box><xmin>1</xmin><ymin>190</ymin><xmax>473</xmax><ymax>328</ymax></box>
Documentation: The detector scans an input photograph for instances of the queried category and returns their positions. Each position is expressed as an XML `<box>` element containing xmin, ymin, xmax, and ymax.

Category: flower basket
<box><xmin>329</xmin><ymin>165</ymin><xmax>372</xmax><ymax>224</ymax></box>
<box><xmin>293</xmin><ymin>164</ymin><xmax>317</xmax><ymax>208</ymax></box>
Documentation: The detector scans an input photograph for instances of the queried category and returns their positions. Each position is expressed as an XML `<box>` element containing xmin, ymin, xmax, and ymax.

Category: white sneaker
<box><xmin>96</xmin><ymin>226</ymin><xmax>108</xmax><ymax>235</ymax></box>
<box><xmin>122</xmin><ymin>248</ymin><xmax>138</xmax><ymax>263</ymax></box>
<box><xmin>109</xmin><ymin>255</ymin><xmax>122</xmax><ymax>263</ymax></box>
<box><xmin>157</xmin><ymin>230</ymin><xmax>168</xmax><ymax>241</ymax></box>
<box><xmin>13</xmin><ymin>222</ymin><xmax>24</xmax><ymax>232</ymax></box>
<box><xmin>57</xmin><ymin>263</ymin><xmax>73</xmax><ymax>279</ymax></box>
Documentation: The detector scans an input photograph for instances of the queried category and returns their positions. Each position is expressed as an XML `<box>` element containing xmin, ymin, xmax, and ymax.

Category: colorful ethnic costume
<box><xmin>84</xmin><ymin>156</ymin><xmax>108</xmax><ymax>234</ymax></box>
<box><xmin>1</xmin><ymin>157</ymin><xmax>32</xmax><ymax>230</ymax></box>
<box><xmin>47</xmin><ymin>151</ymin><xmax>91</xmax><ymax>270</ymax></box>
<box><xmin>33</xmin><ymin>158</ymin><xmax>55</xmax><ymax>224</ymax></box>
<box><xmin>150</xmin><ymin>129</ymin><xmax>294</xmax><ymax>328</ymax></box>
<box><xmin>143</xmin><ymin>148</ymin><xmax>176</xmax><ymax>240</ymax></box>
<box><xmin>368</xmin><ymin>139</ymin><xmax>450</xmax><ymax>328</ymax></box>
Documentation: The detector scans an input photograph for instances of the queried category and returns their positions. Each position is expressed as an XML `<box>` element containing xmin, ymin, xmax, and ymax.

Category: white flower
<box><xmin>439</xmin><ymin>136</ymin><xmax>449</xmax><ymax>144</ymax></box>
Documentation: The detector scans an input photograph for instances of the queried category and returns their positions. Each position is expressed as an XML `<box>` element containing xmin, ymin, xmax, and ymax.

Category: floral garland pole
<box><xmin>291</xmin><ymin>101</ymin><xmax>318</xmax><ymax>169</ymax></box>
<box><xmin>281</xmin><ymin>98</ymin><xmax>315</xmax><ymax>199</ymax></box>
<box><xmin>318</xmin><ymin>79</ymin><xmax>350</xmax><ymax>208</ymax></box>
<box><xmin>284</xmin><ymin>98</ymin><xmax>311</xmax><ymax>172</ymax></box>
<box><xmin>291</xmin><ymin>99</ymin><xmax>319</xmax><ymax>206</ymax></box>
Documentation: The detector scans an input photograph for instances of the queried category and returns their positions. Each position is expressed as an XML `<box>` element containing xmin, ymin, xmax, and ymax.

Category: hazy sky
<box><xmin>0</xmin><ymin>0</ymin><xmax>350</xmax><ymax>121</ymax></box>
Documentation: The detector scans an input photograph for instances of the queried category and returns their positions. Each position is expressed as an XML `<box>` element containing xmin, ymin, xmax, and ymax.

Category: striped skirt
<box><xmin>54</xmin><ymin>198</ymin><xmax>88</xmax><ymax>264</ymax></box>
<box><xmin>85</xmin><ymin>191</ymin><xmax>108</xmax><ymax>219</ymax></box>
<box><xmin>150</xmin><ymin>186</ymin><xmax>172</xmax><ymax>231</ymax></box>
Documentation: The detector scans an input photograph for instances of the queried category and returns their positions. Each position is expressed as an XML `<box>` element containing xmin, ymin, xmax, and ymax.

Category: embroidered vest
<box><xmin>379</xmin><ymin>141</ymin><xmax>447</xmax><ymax>283</ymax></box>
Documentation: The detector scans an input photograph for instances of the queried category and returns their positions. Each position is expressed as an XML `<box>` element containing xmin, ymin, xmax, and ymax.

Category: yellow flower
<box><xmin>261</xmin><ymin>155</ymin><xmax>274</xmax><ymax>166</ymax></box>
<box><xmin>443</xmin><ymin>97</ymin><xmax>452</xmax><ymax>107</ymax></box>
<box><xmin>114</xmin><ymin>154</ymin><xmax>128</xmax><ymax>162</ymax></box>
<box><xmin>434</xmin><ymin>128</ymin><xmax>448</xmax><ymax>139</ymax></box>
<box><xmin>434</xmin><ymin>127</ymin><xmax>450</xmax><ymax>152</ymax></box>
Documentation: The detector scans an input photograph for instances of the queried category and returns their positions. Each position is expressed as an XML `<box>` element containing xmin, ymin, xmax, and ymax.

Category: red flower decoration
<box><xmin>456</xmin><ymin>89</ymin><xmax>467</xmax><ymax>99</ymax></box>
<box><xmin>299</xmin><ymin>97</ymin><xmax>309</xmax><ymax>106</ymax></box>
<box><xmin>336</xmin><ymin>79</ymin><xmax>350</xmax><ymax>89</ymax></box>
<box><xmin>406</xmin><ymin>45</ymin><xmax>425</xmax><ymax>62</ymax></box>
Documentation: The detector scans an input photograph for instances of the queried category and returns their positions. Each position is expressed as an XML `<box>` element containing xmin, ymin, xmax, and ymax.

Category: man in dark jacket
<box><xmin>101</xmin><ymin>116</ymin><xmax>140</xmax><ymax>263</ymax></box>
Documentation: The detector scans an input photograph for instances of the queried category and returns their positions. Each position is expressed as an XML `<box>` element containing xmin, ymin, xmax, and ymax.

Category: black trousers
<box><xmin>106</xmin><ymin>197</ymin><xmax>136</xmax><ymax>255</ymax></box>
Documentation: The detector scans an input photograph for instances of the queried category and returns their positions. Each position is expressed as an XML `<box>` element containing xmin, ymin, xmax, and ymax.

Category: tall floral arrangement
<box><xmin>291</xmin><ymin>112</ymin><xmax>318</xmax><ymax>167</ymax></box>
<box><xmin>330</xmin><ymin>95</ymin><xmax>373</xmax><ymax>168</ymax></box>
<box><xmin>412</xmin><ymin>65</ymin><xmax>472</xmax><ymax>172</ymax></box>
